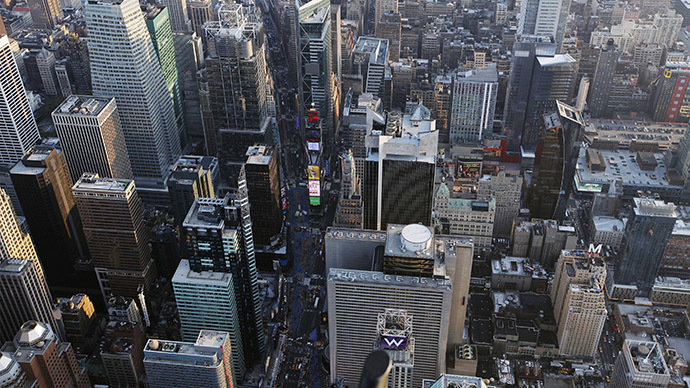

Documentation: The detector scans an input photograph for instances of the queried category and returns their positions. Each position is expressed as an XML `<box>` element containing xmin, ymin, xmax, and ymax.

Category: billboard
<box><xmin>308</xmin><ymin>165</ymin><xmax>320</xmax><ymax>180</ymax></box>
<box><xmin>575</xmin><ymin>180</ymin><xmax>603</xmax><ymax>193</ymax></box>
<box><xmin>307</xmin><ymin>109</ymin><xmax>319</xmax><ymax>125</ymax></box>
<box><xmin>307</xmin><ymin>141</ymin><xmax>320</xmax><ymax>151</ymax></box>
<box><xmin>309</xmin><ymin>180</ymin><xmax>320</xmax><ymax>197</ymax></box>
<box><xmin>379</xmin><ymin>335</ymin><xmax>407</xmax><ymax>350</ymax></box>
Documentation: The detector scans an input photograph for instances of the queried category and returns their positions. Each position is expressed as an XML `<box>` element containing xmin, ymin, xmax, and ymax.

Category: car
<box><xmin>599</xmin><ymin>347</ymin><xmax>603</xmax><ymax>353</ymax></box>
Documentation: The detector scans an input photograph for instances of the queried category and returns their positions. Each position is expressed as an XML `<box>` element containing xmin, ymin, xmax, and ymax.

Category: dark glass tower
<box><xmin>244</xmin><ymin>145</ymin><xmax>283</xmax><ymax>247</ymax></box>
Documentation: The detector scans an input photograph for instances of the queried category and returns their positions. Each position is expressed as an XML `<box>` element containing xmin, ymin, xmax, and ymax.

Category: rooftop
<box><xmin>592</xmin><ymin>216</ymin><xmax>626</xmax><ymax>232</ymax></box>
<box><xmin>246</xmin><ymin>144</ymin><xmax>274</xmax><ymax>165</ymax></box>
<box><xmin>634</xmin><ymin>197</ymin><xmax>677</xmax><ymax>218</ymax></box>
<box><xmin>183</xmin><ymin>197</ymin><xmax>227</xmax><ymax>228</ymax></box>
<box><xmin>54</xmin><ymin>95</ymin><xmax>112</xmax><ymax>116</ymax></box>
<box><xmin>144</xmin><ymin>336</ymin><xmax>224</xmax><ymax>367</ymax></box>
<box><xmin>624</xmin><ymin>340</ymin><xmax>669</xmax><ymax>377</ymax></box>
<box><xmin>353</xmin><ymin>37</ymin><xmax>389</xmax><ymax>65</ymax></box>
<box><xmin>328</xmin><ymin>268</ymin><xmax>452</xmax><ymax>289</ymax></box>
<box><xmin>72</xmin><ymin>173</ymin><xmax>133</xmax><ymax>194</ymax></box>
<box><xmin>455</xmin><ymin>63</ymin><xmax>498</xmax><ymax>83</ymax></box>
<box><xmin>583</xmin><ymin>119</ymin><xmax>685</xmax><ymax>151</ymax></box>
<box><xmin>172</xmin><ymin>259</ymin><xmax>232</xmax><ymax>285</ymax></box>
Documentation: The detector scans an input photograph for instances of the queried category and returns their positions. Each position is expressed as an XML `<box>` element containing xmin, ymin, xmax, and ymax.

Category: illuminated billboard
<box><xmin>308</xmin><ymin>165</ymin><xmax>320</xmax><ymax>180</ymax></box>
<box><xmin>575</xmin><ymin>177</ymin><xmax>603</xmax><ymax>193</ymax></box>
<box><xmin>309</xmin><ymin>180</ymin><xmax>320</xmax><ymax>197</ymax></box>
<box><xmin>307</xmin><ymin>141</ymin><xmax>320</xmax><ymax>151</ymax></box>
<box><xmin>379</xmin><ymin>335</ymin><xmax>407</xmax><ymax>350</ymax></box>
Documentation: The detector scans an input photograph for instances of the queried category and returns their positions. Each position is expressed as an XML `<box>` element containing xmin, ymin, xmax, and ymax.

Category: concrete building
<box><xmin>373</xmin><ymin>309</ymin><xmax>414</xmax><ymax>388</ymax></box>
<box><xmin>375</xmin><ymin>12</ymin><xmax>401</xmax><ymax>61</ymax></box>
<box><xmin>590</xmin><ymin>216</ymin><xmax>626</xmax><ymax>248</ymax></box>
<box><xmin>52</xmin><ymin>96</ymin><xmax>133</xmax><ymax>182</ymax></box>
<box><xmin>333</xmin><ymin>150</ymin><xmax>363</xmax><ymax>228</ymax></box>
<box><xmin>552</xmin><ymin>250</ymin><xmax>607</xmax><ymax>357</ymax></box>
<box><xmin>511</xmin><ymin>219</ymin><xmax>577</xmax><ymax>267</ymax></box>
<box><xmin>449</xmin><ymin>64</ymin><xmax>498</xmax><ymax>143</ymax></box>
<box><xmin>167</xmin><ymin>155</ymin><xmax>217</xmax><ymax>225</ymax></box>
<box><xmin>86</xmin><ymin>0</ymin><xmax>181</xmax><ymax>192</ymax></box>
<box><xmin>0</xmin><ymin>36</ymin><xmax>40</xmax><ymax>166</ymax></box>
<box><xmin>375</xmin><ymin>0</ymin><xmax>397</xmax><ymax>31</ymax></box>
<box><xmin>2</xmin><ymin>321</ymin><xmax>90</xmax><ymax>387</ymax></box>
<box><xmin>517</xmin><ymin>0</ymin><xmax>570</xmax><ymax>47</ymax></box>
<box><xmin>100</xmin><ymin>296</ymin><xmax>145</xmax><ymax>388</ymax></box>
<box><xmin>611</xmin><ymin>340</ymin><xmax>670</xmax><ymax>388</ymax></box>
<box><xmin>588</xmin><ymin>40</ymin><xmax>619</xmax><ymax>118</ymax></box>
<box><xmin>649</xmin><ymin>277</ymin><xmax>690</xmax><ymax>307</ymax></box>
<box><xmin>143</xmin><ymin>330</ymin><xmax>234</xmax><ymax>388</ymax></box>
<box><xmin>491</xmin><ymin>256</ymin><xmax>548</xmax><ymax>292</ymax></box>
<box><xmin>54</xmin><ymin>294</ymin><xmax>100</xmax><ymax>355</ymax></box>
<box><xmin>477</xmin><ymin>169</ymin><xmax>522</xmax><ymax>237</ymax></box>
<box><xmin>352</xmin><ymin>37</ymin><xmax>389</xmax><ymax>98</ymax></box>
<box><xmin>72</xmin><ymin>173</ymin><xmax>155</xmax><ymax>299</ymax></box>
<box><xmin>433</xmin><ymin>182</ymin><xmax>495</xmax><ymax>254</ymax></box>
<box><xmin>187</xmin><ymin>0</ymin><xmax>212</xmax><ymax>37</ymax></box>
<box><xmin>0</xmin><ymin>351</ymin><xmax>30</xmax><ymax>387</ymax></box>
<box><xmin>658</xmin><ymin>220</ymin><xmax>690</xmax><ymax>279</ymax></box>
<box><xmin>35</xmin><ymin>49</ymin><xmax>58</xmax><ymax>95</ymax></box>
<box><xmin>615</xmin><ymin>197</ymin><xmax>677</xmax><ymax>294</ymax></box>
<box><xmin>161</xmin><ymin>0</ymin><xmax>189</xmax><ymax>32</ymax></box>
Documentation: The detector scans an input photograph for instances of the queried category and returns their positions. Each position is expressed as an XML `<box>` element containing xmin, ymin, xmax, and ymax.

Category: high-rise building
<box><xmin>449</xmin><ymin>64</ymin><xmax>498</xmax><ymax>143</ymax></box>
<box><xmin>161</xmin><ymin>0</ymin><xmax>190</xmax><ymax>32</ymax></box>
<box><xmin>333</xmin><ymin>150</ymin><xmax>363</xmax><ymax>228</ymax></box>
<box><xmin>100</xmin><ymin>296</ymin><xmax>146</xmax><ymax>388</ymax></box>
<box><xmin>179</xmin><ymin>194</ymin><xmax>264</xmax><ymax>369</ymax></box>
<box><xmin>352</xmin><ymin>37</ymin><xmax>389</xmax><ymax>98</ymax></box>
<box><xmin>202</xmin><ymin>3</ymin><xmax>274</xmax><ymax>186</ymax></box>
<box><xmin>0</xmin><ymin>351</ymin><xmax>30</xmax><ymax>387</ymax></box>
<box><xmin>54</xmin><ymin>294</ymin><xmax>100</xmax><ymax>355</ymax></box>
<box><xmin>615</xmin><ymin>197</ymin><xmax>677</xmax><ymax>294</ymax></box>
<box><xmin>477</xmin><ymin>169</ymin><xmax>523</xmax><ymax>237</ymax></box>
<box><xmin>52</xmin><ymin>96</ymin><xmax>133</xmax><ymax>182</ymax></box>
<box><xmin>244</xmin><ymin>145</ymin><xmax>283</xmax><ymax>247</ymax></box>
<box><xmin>552</xmin><ymin>250</ymin><xmax>607</xmax><ymax>357</ymax></box>
<box><xmin>297</xmin><ymin>0</ymin><xmax>334</xmax><ymax>134</ymax></box>
<box><xmin>0</xmin><ymin>188</ymin><xmax>37</xmax><ymax>265</ymax></box>
<box><xmin>28</xmin><ymin>0</ymin><xmax>62</xmax><ymax>29</ymax></box>
<box><xmin>374</xmin><ymin>0</ymin><xmax>397</xmax><ymax>31</ymax></box>
<box><xmin>36</xmin><ymin>48</ymin><xmax>58</xmax><ymax>95</ymax></box>
<box><xmin>55</xmin><ymin>61</ymin><xmax>73</xmax><ymax>96</ymax></box>
<box><xmin>652</xmin><ymin>62</ymin><xmax>690</xmax><ymax>123</ymax></box>
<box><xmin>658</xmin><ymin>220</ymin><xmax>690</xmax><ymax>279</ymax></box>
<box><xmin>172</xmin><ymin>259</ymin><xmax>245</xmax><ymax>379</ymax></box>
<box><xmin>588</xmin><ymin>40</ymin><xmax>619</xmax><ymax>118</ymax></box>
<box><xmin>363</xmin><ymin>107</ymin><xmax>437</xmax><ymax>230</ymax></box>
<box><xmin>528</xmin><ymin>113</ymin><xmax>566</xmax><ymax>220</ymax></box>
<box><xmin>517</xmin><ymin>0</ymin><xmax>571</xmax><ymax>47</ymax></box>
<box><xmin>187</xmin><ymin>0</ymin><xmax>213</xmax><ymax>37</ymax></box>
<box><xmin>0</xmin><ymin>35</ymin><xmax>40</xmax><ymax>166</ymax></box>
<box><xmin>373</xmin><ymin>309</ymin><xmax>415</xmax><ymax>388</ymax></box>
<box><xmin>143</xmin><ymin>331</ymin><xmax>235</xmax><ymax>388</ymax></box>
<box><xmin>376</xmin><ymin>12</ymin><xmax>401</xmax><ymax>61</ymax></box>
<box><xmin>143</xmin><ymin>5</ymin><xmax>185</xmax><ymax>145</ymax></box>
<box><xmin>2</xmin><ymin>321</ymin><xmax>90</xmax><ymax>387</ymax></box>
<box><xmin>86</xmin><ymin>0</ymin><xmax>181</xmax><ymax>191</ymax></box>
<box><xmin>433</xmin><ymin>184</ymin><xmax>495</xmax><ymax>254</ymax></box>
<box><xmin>10</xmin><ymin>140</ymin><xmax>88</xmax><ymax>289</ymax></box>
<box><xmin>167</xmin><ymin>155</ymin><xmax>217</xmax><ymax>225</ymax></box>
<box><xmin>611</xmin><ymin>340</ymin><xmax>670</xmax><ymax>388</ymax></box>
<box><xmin>72</xmin><ymin>173</ymin><xmax>155</xmax><ymax>299</ymax></box>
<box><xmin>0</xmin><ymin>260</ymin><xmax>56</xmax><ymax>344</ymax></box>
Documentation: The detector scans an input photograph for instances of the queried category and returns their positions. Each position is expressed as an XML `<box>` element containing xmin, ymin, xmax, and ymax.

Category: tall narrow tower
<box><xmin>85</xmin><ymin>0</ymin><xmax>180</xmax><ymax>191</ymax></box>
<box><xmin>0</xmin><ymin>35</ymin><xmax>40</xmax><ymax>166</ymax></box>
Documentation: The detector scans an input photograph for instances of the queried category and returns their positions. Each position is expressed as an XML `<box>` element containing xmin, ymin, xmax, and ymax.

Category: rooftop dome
<box><xmin>16</xmin><ymin>321</ymin><xmax>53</xmax><ymax>347</ymax></box>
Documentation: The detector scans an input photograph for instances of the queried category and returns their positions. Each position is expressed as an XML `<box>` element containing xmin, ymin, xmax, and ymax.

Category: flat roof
<box><xmin>172</xmin><ymin>259</ymin><xmax>232</xmax><ymax>285</ymax></box>
<box><xmin>576</xmin><ymin>147</ymin><xmax>678</xmax><ymax>188</ymax></box>
<box><xmin>183</xmin><ymin>197</ymin><xmax>227</xmax><ymax>228</ymax></box>
<box><xmin>592</xmin><ymin>216</ymin><xmax>626</xmax><ymax>232</ymax></box>
<box><xmin>584</xmin><ymin>119</ymin><xmax>685</xmax><ymax>151</ymax></box>
<box><xmin>328</xmin><ymin>268</ymin><xmax>452</xmax><ymax>288</ymax></box>
<box><xmin>353</xmin><ymin>37</ymin><xmax>389</xmax><ymax>65</ymax></box>
<box><xmin>54</xmin><ymin>95</ymin><xmax>112</xmax><ymax>117</ymax></box>
<box><xmin>634</xmin><ymin>197</ymin><xmax>677</xmax><ymax>218</ymax></box>
<box><xmin>72</xmin><ymin>173</ymin><xmax>133</xmax><ymax>194</ymax></box>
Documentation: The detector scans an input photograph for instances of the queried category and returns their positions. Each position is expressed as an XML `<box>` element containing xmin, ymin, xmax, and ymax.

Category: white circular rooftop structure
<box><xmin>401</xmin><ymin>224</ymin><xmax>432</xmax><ymax>252</ymax></box>
<box><xmin>0</xmin><ymin>352</ymin><xmax>21</xmax><ymax>386</ymax></box>
<box><xmin>16</xmin><ymin>321</ymin><xmax>53</xmax><ymax>346</ymax></box>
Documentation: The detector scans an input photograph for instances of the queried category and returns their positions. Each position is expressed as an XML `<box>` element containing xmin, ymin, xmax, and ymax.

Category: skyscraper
<box><xmin>374</xmin><ymin>0</ymin><xmax>397</xmax><ymax>31</ymax></box>
<box><xmin>143</xmin><ymin>5</ymin><xmax>185</xmax><ymax>145</ymax></box>
<box><xmin>28</xmin><ymin>0</ymin><xmax>63</xmax><ymax>29</ymax></box>
<box><xmin>0</xmin><ymin>351</ymin><xmax>30</xmax><ymax>387</ymax></box>
<box><xmin>615</xmin><ymin>197</ymin><xmax>677</xmax><ymax>294</ymax></box>
<box><xmin>517</xmin><ymin>0</ymin><xmax>571</xmax><ymax>47</ymax></box>
<box><xmin>187</xmin><ymin>0</ymin><xmax>213</xmax><ymax>37</ymax></box>
<box><xmin>588</xmin><ymin>40</ymin><xmax>619</xmax><ymax>118</ymax></box>
<box><xmin>36</xmin><ymin>49</ymin><xmax>58</xmax><ymax>95</ymax></box>
<box><xmin>373</xmin><ymin>309</ymin><xmax>415</xmax><ymax>388</ymax></box>
<box><xmin>375</xmin><ymin>12</ymin><xmax>401</xmax><ymax>61</ymax></box>
<box><xmin>551</xmin><ymin>250</ymin><xmax>607</xmax><ymax>357</ymax></box>
<box><xmin>528</xmin><ymin>113</ymin><xmax>565</xmax><ymax>220</ymax></box>
<box><xmin>143</xmin><ymin>331</ymin><xmax>235</xmax><ymax>388</ymax></box>
<box><xmin>0</xmin><ymin>260</ymin><xmax>56</xmax><ymax>343</ymax></box>
<box><xmin>167</xmin><ymin>155</ymin><xmax>217</xmax><ymax>225</ymax></box>
<box><xmin>244</xmin><ymin>145</ymin><xmax>283</xmax><ymax>247</ymax></box>
<box><xmin>0</xmin><ymin>35</ymin><xmax>40</xmax><ymax>166</ymax></box>
<box><xmin>86</xmin><ymin>0</ymin><xmax>181</xmax><ymax>190</ymax></box>
<box><xmin>652</xmin><ymin>62</ymin><xmax>690</xmax><ymax>123</ymax></box>
<box><xmin>611</xmin><ymin>340</ymin><xmax>670</xmax><ymax>388</ymax></box>
<box><xmin>161</xmin><ymin>0</ymin><xmax>190</xmax><ymax>32</ymax></box>
<box><xmin>10</xmin><ymin>139</ymin><xmax>87</xmax><ymax>288</ymax></box>
<box><xmin>449</xmin><ymin>64</ymin><xmax>498</xmax><ymax>143</ymax></box>
<box><xmin>2</xmin><ymin>321</ymin><xmax>90</xmax><ymax>387</ymax></box>
<box><xmin>52</xmin><ymin>96</ymin><xmax>133</xmax><ymax>182</ymax></box>
<box><xmin>72</xmin><ymin>173</ymin><xmax>155</xmax><ymax>299</ymax></box>
<box><xmin>202</xmin><ymin>3</ymin><xmax>274</xmax><ymax>186</ymax></box>
<box><xmin>179</xmin><ymin>193</ymin><xmax>264</xmax><ymax>370</ymax></box>
<box><xmin>0</xmin><ymin>188</ymin><xmax>38</xmax><ymax>265</ymax></box>
<box><xmin>477</xmin><ymin>169</ymin><xmax>523</xmax><ymax>237</ymax></box>
<box><xmin>352</xmin><ymin>37</ymin><xmax>389</xmax><ymax>98</ymax></box>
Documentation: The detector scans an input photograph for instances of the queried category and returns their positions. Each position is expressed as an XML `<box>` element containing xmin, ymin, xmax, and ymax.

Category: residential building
<box><xmin>100</xmin><ymin>296</ymin><xmax>145</xmax><ymax>388</ymax></box>
<box><xmin>611</xmin><ymin>340</ymin><xmax>670</xmax><ymax>388</ymax></box>
<box><xmin>375</xmin><ymin>0</ymin><xmax>397</xmax><ymax>30</ymax></box>
<box><xmin>588</xmin><ymin>40</ymin><xmax>619</xmax><ymax>118</ymax></box>
<box><xmin>36</xmin><ymin>49</ymin><xmax>58</xmax><ymax>95</ymax></box>
<box><xmin>54</xmin><ymin>294</ymin><xmax>100</xmax><ymax>355</ymax></box>
<box><xmin>449</xmin><ymin>64</ymin><xmax>498</xmax><ymax>143</ymax></box>
<box><xmin>652</xmin><ymin>62</ymin><xmax>690</xmax><ymax>123</ymax></box>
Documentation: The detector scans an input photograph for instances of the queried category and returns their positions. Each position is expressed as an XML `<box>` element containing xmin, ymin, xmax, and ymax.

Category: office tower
<box><xmin>143</xmin><ymin>331</ymin><xmax>235</xmax><ymax>388</ymax></box>
<box><xmin>373</xmin><ymin>309</ymin><xmax>414</xmax><ymax>388</ymax></box>
<box><xmin>202</xmin><ymin>4</ymin><xmax>274</xmax><ymax>186</ymax></box>
<box><xmin>375</xmin><ymin>0</ymin><xmax>397</xmax><ymax>30</ymax></box>
<box><xmin>28</xmin><ymin>0</ymin><xmax>62</xmax><ymax>29</ymax></box>
<box><xmin>167</xmin><ymin>155</ymin><xmax>217</xmax><ymax>225</ymax></box>
<box><xmin>551</xmin><ymin>250</ymin><xmax>607</xmax><ymax>357</ymax></box>
<box><xmin>244</xmin><ymin>145</ymin><xmax>282</xmax><ymax>247</ymax></box>
<box><xmin>615</xmin><ymin>197</ymin><xmax>677</xmax><ymax>294</ymax></box>
<box><xmin>352</xmin><ymin>37</ymin><xmax>389</xmax><ymax>98</ymax></box>
<box><xmin>297</xmin><ymin>0</ymin><xmax>334</xmax><ymax>134</ymax></box>
<box><xmin>363</xmin><ymin>106</ymin><xmax>437</xmax><ymax>230</ymax></box>
<box><xmin>327</xmin><ymin>224</ymin><xmax>474</xmax><ymax>387</ymax></box>
<box><xmin>172</xmin><ymin>259</ymin><xmax>245</xmax><ymax>379</ymax></box>
<box><xmin>52</xmin><ymin>96</ymin><xmax>133</xmax><ymax>182</ymax></box>
<box><xmin>54</xmin><ymin>294</ymin><xmax>99</xmax><ymax>354</ymax></box>
<box><xmin>55</xmin><ymin>61</ymin><xmax>73</xmax><ymax>96</ymax></box>
<box><xmin>36</xmin><ymin>49</ymin><xmax>58</xmax><ymax>95</ymax></box>
<box><xmin>611</xmin><ymin>340</ymin><xmax>670</xmax><ymax>388</ymax></box>
<box><xmin>333</xmin><ymin>150</ymin><xmax>363</xmax><ymax>228</ymax></box>
<box><xmin>72</xmin><ymin>173</ymin><xmax>155</xmax><ymax>299</ymax></box>
<box><xmin>528</xmin><ymin>113</ymin><xmax>566</xmax><ymax>220</ymax></box>
<box><xmin>0</xmin><ymin>259</ymin><xmax>56</xmax><ymax>343</ymax></box>
<box><xmin>449</xmin><ymin>64</ymin><xmax>498</xmax><ymax>143</ymax></box>
<box><xmin>143</xmin><ymin>5</ymin><xmax>185</xmax><ymax>144</ymax></box>
<box><xmin>652</xmin><ymin>62</ymin><xmax>690</xmax><ymax>123</ymax></box>
<box><xmin>376</xmin><ymin>13</ymin><xmax>401</xmax><ymax>61</ymax></box>
<box><xmin>588</xmin><ymin>40</ymin><xmax>619</xmax><ymax>118</ymax></box>
<box><xmin>10</xmin><ymin>140</ymin><xmax>86</xmax><ymax>286</ymax></box>
<box><xmin>178</xmin><ymin>194</ymin><xmax>264</xmax><ymax>370</ymax></box>
<box><xmin>2</xmin><ymin>321</ymin><xmax>90</xmax><ymax>387</ymax></box>
<box><xmin>86</xmin><ymin>0</ymin><xmax>181</xmax><ymax>191</ymax></box>
<box><xmin>162</xmin><ymin>0</ymin><xmax>190</xmax><ymax>32</ymax></box>
<box><xmin>188</xmin><ymin>0</ymin><xmax>213</xmax><ymax>37</ymax></box>
<box><xmin>62</xmin><ymin>34</ymin><xmax>91</xmax><ymax>94</ymax></box>
<box><xmin>0</xmin><ymin>351</ymin><xmax>30</xmax><ymax>387</ymax></box>
<box><xmin>433</xmin><ymin>182</ymin><xmax>495</xmax><ymax>254</ymax></box>
<box><xmin>477</xmin><ymin>169</ymin><xmax>523</xmax><ymax>237</ymax></box>
<box><xmin>100</xmin><ymin>296</ymin><xmax>146</xmax><ymax>388</ymax></box>
<box><xmin>517</xmin><ymin>0</ymin><xmax>571</xmax><ymax>47</ymax></box>
<box><xmin>0</xmin><ymin>188</ymin><xmax>37</xmax><ymax>264</ymax></box>
<box><xmin>0</xmin><ymin>36</ymin><xmax>40</xmax><ymax>166</ymax></box>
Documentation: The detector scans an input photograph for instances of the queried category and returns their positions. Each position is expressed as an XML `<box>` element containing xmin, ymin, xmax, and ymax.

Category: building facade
<box><xmin>449</xmin><ymin>64</ymin><xmax>498</xmax><ymax>143</ymax></box>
